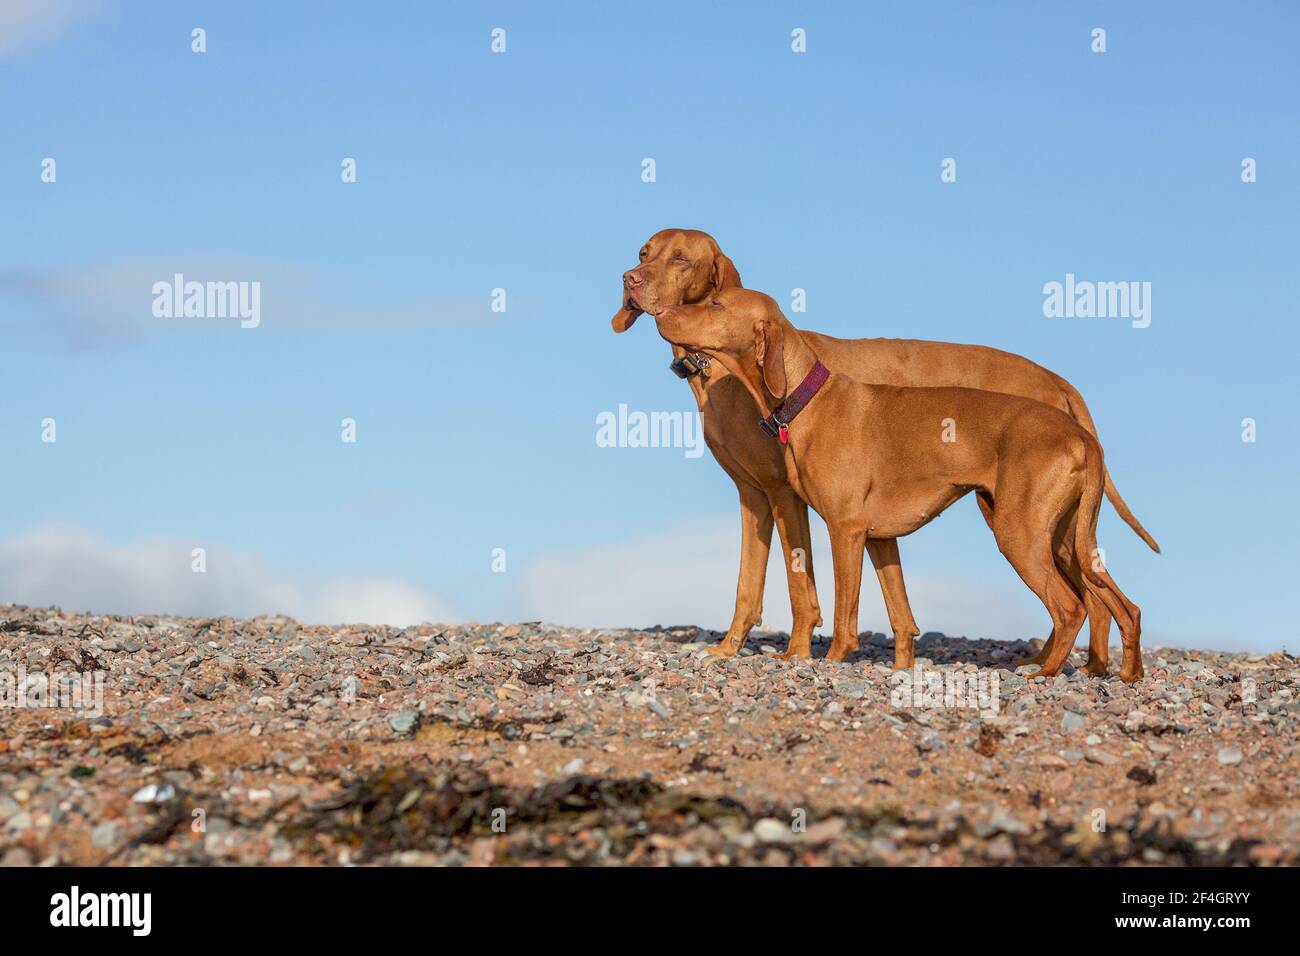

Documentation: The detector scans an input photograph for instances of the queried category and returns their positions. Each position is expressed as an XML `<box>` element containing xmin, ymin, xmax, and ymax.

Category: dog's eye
<box><xmin>672</xmin><ymin>255</ymin><xmax>690</xmax><ymax>265</ymax></box>
<box><xmin>638</xmin><ymin>249</ymin><xmax>648</xmax><ymax>261</ymax></box>
<box><xmin>709</xmin><ymin>299</ymin><xmax>721</xmax><ymax>307</ymax></box>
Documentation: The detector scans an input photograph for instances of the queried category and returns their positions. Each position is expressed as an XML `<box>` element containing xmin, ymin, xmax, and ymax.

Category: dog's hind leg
<box><xmin>1067</xmin><ymin>570</ymin><xmax>1112</xmax><ymax>676</ymax></box>
<box><xmin>1080</xmin><ymin>560</ymin><xmax>1144</xmax><ymax>682</ymax></box>
<box><xmin>865</xmin><ymin>537</ymin><xmax>919</xmax><ymax>669</ymax></box>
<box><xmin>994</xmin><ymin>517</ymin><xmax>1087</xmax><ymax>680</ymax></box>
<box><xmin>708</xmin><ymin>480</ymin><xmax>773</xmax><ymax>658</ymax></box>
<box><xmin>1052</xmin><ymin>509</ymin><xmax>1112</xmax><ymax>676</ymax></box>
<box><xmin>984</xmin><ymin>490</ymin><xmax>1056</xmax><ymax>669</ymax></box>
<box><xmin>1071</xmin><ymin>443</ymin><xmax>1145</xmax><ymax>682</ymax></box>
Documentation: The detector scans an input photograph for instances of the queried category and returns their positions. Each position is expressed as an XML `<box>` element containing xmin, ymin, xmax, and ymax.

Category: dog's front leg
<box><xmin>768</xmin><ymin>486</ymin><xmax>822</xmax><ymax>659</ymax></box>
<box><xmin>707</xmin><ymin>480</ymin><xmax>774</xmax><ymax>657</ymax></box>
<box><xmin>825</xmin><ymin>526</ymin><xmax>867</xmax><ymax>662</ymax></box>
<box><xmin>865</xmin><ymin>538</ymin><xmax>919</xmax><ymax>669</ymax></box>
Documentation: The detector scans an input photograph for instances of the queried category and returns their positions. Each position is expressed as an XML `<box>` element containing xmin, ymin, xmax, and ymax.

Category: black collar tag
<box><xmin>669</xmin><ymin>353</ymin><xmax>710</xmax><ymax>379</ymax></box>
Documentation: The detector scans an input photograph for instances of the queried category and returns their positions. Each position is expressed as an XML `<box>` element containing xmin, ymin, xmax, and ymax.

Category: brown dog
<box><xmin>654</xmin><ymin>289</ymin><xmax>1145</xmax><ymax>683</ymax></box>
<box><xmin>613</xmin><ymin>229</ymin><xmax>1156</xmax><ymax>675</ymax></box>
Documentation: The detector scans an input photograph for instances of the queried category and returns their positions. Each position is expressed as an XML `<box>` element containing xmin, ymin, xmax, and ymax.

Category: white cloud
<box><xmin>0</xmin><ymin>0</ymin><xmax>105</xmax><ymax>57</ymax></box>
<box><xmin>0</xmin><ymin>525</ymin><xmax>456</xmax><ymax>626</ymax></box>
<box><xmin>518</xmin><ymin>516</ymin><xmax>1043</xmax><ymax>640</ymax></box>
<box><xmin>306</xmin><ymin>578</ymin><xmax>451</xmax><ymax>629</ymax></box>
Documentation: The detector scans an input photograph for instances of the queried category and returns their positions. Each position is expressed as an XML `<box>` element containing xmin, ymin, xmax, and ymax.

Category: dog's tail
<box><xmin>1059</xmin><ymin>377</ymin><xmax>1161</xmax><ymax>553</ymax></box>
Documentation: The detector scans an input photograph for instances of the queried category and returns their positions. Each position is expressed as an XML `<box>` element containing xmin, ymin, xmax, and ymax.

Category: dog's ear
<box><xmin>710</xmin><ymin>247</ymin><xmax>742</xmax><ymax>293</ymax></box>
<box><xmin>611</xmin><ymin>303</ymin><xmax>642</xmax><ymax>333</ymax></box>
<box><xmin>754</xmin><ymin>319</ymin><xmax>787</xmax><ymax>399</ymax></box>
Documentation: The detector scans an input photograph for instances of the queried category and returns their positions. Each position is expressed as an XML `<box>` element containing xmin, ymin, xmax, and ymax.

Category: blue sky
<box><xmin>1</xmin><ymin>1</ymin><xmax>1296</xmax><ymax>651</ymax></box>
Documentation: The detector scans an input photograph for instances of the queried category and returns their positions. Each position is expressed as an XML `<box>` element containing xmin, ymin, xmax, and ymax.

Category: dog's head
<box><xmin>654</xmin><ymin>287</ymin><xmax>793</xmax><ymax>399</ymax></box>
<box><xmin>611</xmin><ymin>228</ymin><xmax>741</xmax><ymax>333</ymax></box>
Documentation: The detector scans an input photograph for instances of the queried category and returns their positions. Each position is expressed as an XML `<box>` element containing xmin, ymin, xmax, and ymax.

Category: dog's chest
<box><xmin>688</xmin><ymin>376</ymin><xmax>790</xmax><ymax>485</ymax></box>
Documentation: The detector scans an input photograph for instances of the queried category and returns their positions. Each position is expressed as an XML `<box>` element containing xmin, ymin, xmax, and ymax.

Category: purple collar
<box><xmin>758</xmin><ymin>361</ymin><xmax>829</xmax><ymax>444</ymax></box>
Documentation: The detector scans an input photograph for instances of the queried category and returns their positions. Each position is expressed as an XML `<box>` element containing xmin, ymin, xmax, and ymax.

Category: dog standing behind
<box><xmin>614</xmin><ymin>228</ymin><xmax>1157</xmax><ymax>675</ymax></box>
<box><xmin>654</xmin><ymin>288</ymin><xmax>1144</xmax><ymax>682</ymax></box>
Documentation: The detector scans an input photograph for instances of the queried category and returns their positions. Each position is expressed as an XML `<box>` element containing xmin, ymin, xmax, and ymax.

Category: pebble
<box><xmin>804</xmin><ymin>817</ymin><xmax>847</xmax><ymax>844</ymax></box>
<box><xmin>1061</xmin><ymin>711</ymin><xmax>1086</xmax><ymax>732</ymax></box>
<box><xmin>91</xmin><ymin>821</ymin><xmax>119</xmax><ymax>849</ymax></box>
<box><xmin>986</xmin><ymin>834</ymin><xmax>1016</xmax><ymax>862</ymax></box>
<box><xmin>917</xmin><ymin>730</ymin><xmax>945</xmax><ymax>752</ymax></box>
<box><xmin>131</xmin><ymin>783</ymin><xmax>176</xmax><ymax>803</ymax></box>
<box><xmin>989</xmin><ymin>811</ymin><xmax>1029</xmax><ymax>835</ymax></box>
<box><xmin>832</xmin><ymin>678</ymin><xmax>869</xmax><ymax>699</ymax></box>
<box><xmin>1217</xmin><ymin>746</ymin><xmax>1244</xmax><ymax>766</ymax></box>
<box><xmin>753</xmin><ymin>819</ymin><xmax>793</xmax><ymax>843</ymax></box>
<box><xmin>388</xmin><ymin>712</ymin><xmax>419</xmax><ymax>735</ymax></box>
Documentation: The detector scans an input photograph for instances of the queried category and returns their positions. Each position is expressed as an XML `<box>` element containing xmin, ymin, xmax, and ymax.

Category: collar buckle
<box><xmin>758</xmin><ymin>415</ymin><xmax>791</xmax><ymax>444</ymax></box>
<box><xmin>670</xmin><ymin>352</ymin><xmax>710</xmax><ymax>379</ymax></box>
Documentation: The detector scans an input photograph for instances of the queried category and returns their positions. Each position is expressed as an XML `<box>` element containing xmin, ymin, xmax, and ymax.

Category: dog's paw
<box><xmin>1017</xmin><ymin>666</ymin><xmax>1062</xmax><ymax>681</ymax></box>
<box><xmin>824</xmin><ymin>640</ymin><xmax>859</xmax><ymax>662</ymax></box>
